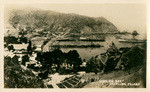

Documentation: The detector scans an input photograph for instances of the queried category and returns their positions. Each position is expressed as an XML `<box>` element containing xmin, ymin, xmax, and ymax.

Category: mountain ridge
<box><xmin>6</xmin><ymin>9</ymin><xmax>118</xmax><ymax>37</ymax></box>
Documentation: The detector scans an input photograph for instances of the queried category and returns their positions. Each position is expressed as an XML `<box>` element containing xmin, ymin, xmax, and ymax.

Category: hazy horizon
<box><xmin>5</xmin><ymin>4</ymin><xmax>147</xmax><ymax>35</ymax></box>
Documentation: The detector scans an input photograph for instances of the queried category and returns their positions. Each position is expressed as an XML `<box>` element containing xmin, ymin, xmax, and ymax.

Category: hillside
<box><xmin>83</xmin><ymin>66</ymin><xmax>146</xmax><ymax>88</ymax></box>
<box><xmin>6</xmin><ymin>9</ymin><xmax>118</xmax><ymax>36</ymax></box>
<box><xmin>83</xmin><ymin>45</ymin><xmax>146</xmax><ymax>88</ymax></box>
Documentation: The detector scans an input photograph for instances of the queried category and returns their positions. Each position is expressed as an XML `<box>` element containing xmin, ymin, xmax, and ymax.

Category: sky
<box><xmin>5</xmin><ymin>3</ymin><xmax>147</xmax><ymax>35</ymax></box>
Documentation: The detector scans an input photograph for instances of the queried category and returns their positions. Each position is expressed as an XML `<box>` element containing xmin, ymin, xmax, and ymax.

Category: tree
<box><xmin>42</xmin><ymin>52</ymin><xmax>53</xmax><ymax>71</ymax></box>
<box><xmin>86</xmin><ymin>57</ymin><xmax>100</xmax><ymax>74</ymax></box>
<box><xmin>7</xmin><ymin>45</ymin><xmax>14</xmax><ymax>51</ymax></box>
<box><xmin>19</xmin><ymin>37</ymin><xmax>28</xmax><ymax>44</ymax></box>
<box><xmin>35</xmin><ymin>49</ymin><xmax>82</xmax><ymax>74</ymax></box>
<box><xmin>132</xmin><ymin>30</ymin><xmax>139</xmax><ymax>39</ymax></box>
<box><xmin>51</xmin><ymin>49</ymin><xmax>64</xmax><ymax>72</ymax></box>
<box><xmin>66</xmin><ymin>50</ymin><xmax>82</xmax><ymax>72</ymax></box>
<box><xmin>4</xmin><ymin>36</ymin><xmax>18</xmax><ymax>44</ymax></box>
<box><xmin>12</xmin><ymin>55</ymin><xmax>19</xmax><ymax>64</ymax></box>
<box><xmin>35</xmin><ymin>52</ymin><xmax>53</xmax><ymax>77</ymax></box>
<box><xmin>27</xmin><ymin>40</ymin><xmax>32</xmax><ymax>55</ymax></box>
<box><xmin>21</xmin><ymin>55</ymin><xmax>29</xmax><ymax>66</ymax></box>
<box><xmin>41</xmin><ymin>39</ymin><xmax>49</xmax><ymax>51</ymax></box>
<box><xmin>19</xmin><ymin>29</ymin><xmax>25</xmax><ymax>37</ymax></box>
<box><xmin>4</xmin><ymin>44</ymin><xmax>8</xmax><ymax>48</ymax></box>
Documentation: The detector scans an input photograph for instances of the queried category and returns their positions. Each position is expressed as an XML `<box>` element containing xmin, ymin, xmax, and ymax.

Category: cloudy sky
<box><xmin>5</xmin><ymin>2</ymin><xmax>147</xmax><ymax>35</ymax></box>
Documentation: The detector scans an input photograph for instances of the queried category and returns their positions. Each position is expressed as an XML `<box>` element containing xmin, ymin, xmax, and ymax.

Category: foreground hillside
<box><xmin>6</xmin><ymin>9</ymin><xmax>118</xmax><ymax>36</ymax></box>
<box><xmin>4</xmin><ymin>55</ymin><xmax>46</xmax><ymax>88</ymax></box>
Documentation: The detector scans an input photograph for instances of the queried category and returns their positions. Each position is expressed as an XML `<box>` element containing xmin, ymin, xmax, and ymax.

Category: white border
<box><xmin>0</xmin><ymin>0</ymin><xmax>149</xmax><ymax>92</ymax></box>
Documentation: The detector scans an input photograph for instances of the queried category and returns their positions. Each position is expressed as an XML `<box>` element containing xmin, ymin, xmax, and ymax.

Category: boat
<box><xmin>57</xmin><ymin>38</ymin><xmax>105</xmax><ymax>42</ymax></box>
<box><xmin>57</xmin><ymin>38</ymin><xmax>75</xmax><ymax>41</ymax></box>
<box><xmin>78</xmin><ymin>39</ymin><xmax>105</xmax><ymax>41</ymax></box>
<box><xmin>51</xmin><ymin>44</ymin><xmax>103</xmax><ymax>48</ymax></box>
<box><xmin>119</xmin><ymin>39</ymin><xmax>146</xmax><ymax>43</ymax></box>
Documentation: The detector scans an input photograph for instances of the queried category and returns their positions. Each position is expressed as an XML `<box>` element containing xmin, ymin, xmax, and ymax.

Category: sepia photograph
<box><xmin>2</xmin><ymin>0</ymin><xmax>148</xmax><ymax>90</ymax></box>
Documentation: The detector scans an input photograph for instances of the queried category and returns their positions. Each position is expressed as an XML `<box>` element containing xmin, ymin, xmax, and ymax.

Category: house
<box><xmin>80</xmin><ymin>62</ymin><xmax>86</xmax><ymax>67</ymax></box>
<box><xmin>31</xmin><ymin>37</ymin><xmax>47</xmax><ymax>45</ymax></box>
<box><xmin>32</xmin><ymin>45</ymin><xmax>42</xmax><ymax>52</ymax></box>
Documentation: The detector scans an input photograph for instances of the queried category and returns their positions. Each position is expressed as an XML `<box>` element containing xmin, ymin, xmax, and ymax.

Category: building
<box><xmin>10</xmin><ymin>43</ymin><xmax>28</xmax><ymax>51</ymax></box>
